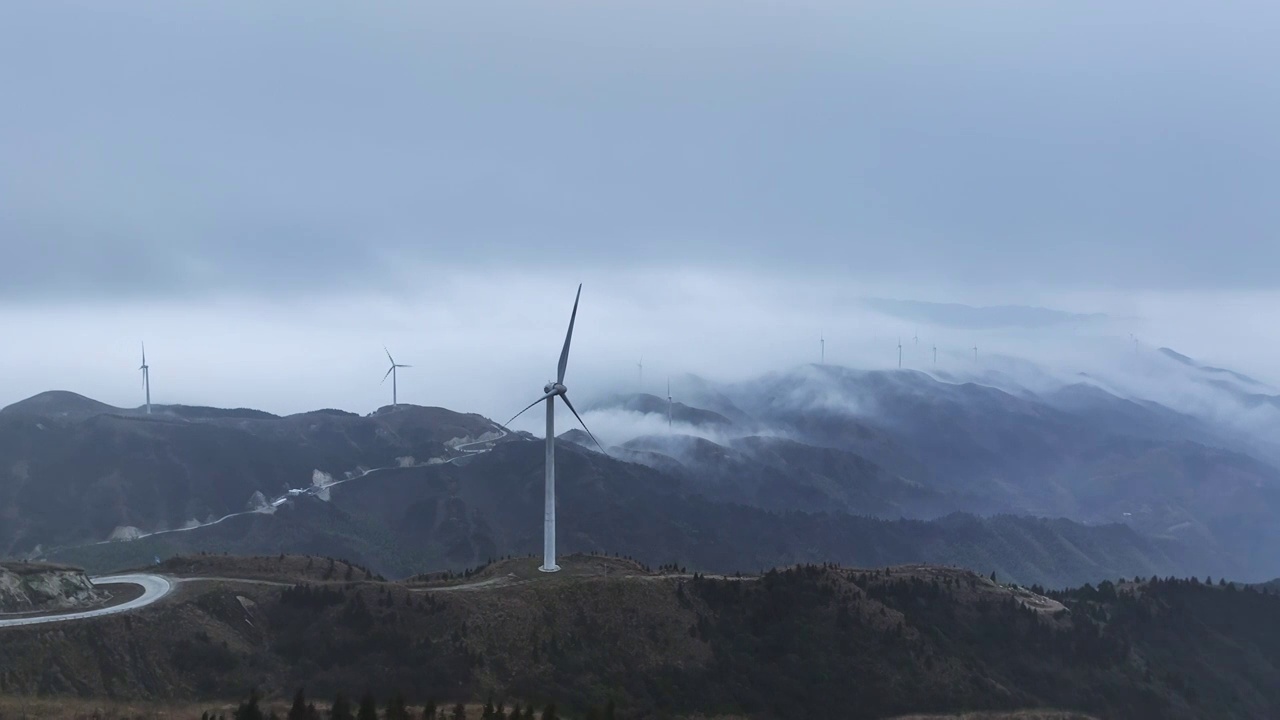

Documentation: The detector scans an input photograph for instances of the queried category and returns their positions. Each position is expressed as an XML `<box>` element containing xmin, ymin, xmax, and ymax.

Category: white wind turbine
<box><xmin>382</xmin><ymin>348</ymin><xmax>411</xmax><ymax>406</ymax></box>
<box><xmin>667</xmin><ymin>377</ymin><xmax>673</xmax><ymax>429</ymax></box>
<box><xmin>820</xmin><ymin>331</ymin><xmax>825</xmax><ymax>365</ymax></box>
<box><xmin>897</xmin><ymin>337</ymin><xmax>903</xmax><ymax>369</ymax></box>
<box><xmin>637</xmin><ymin>355</ymin><xmax>644</xmax><ymax>390</ymax></box>
<box><xmin>139</xmin><ymin>342</ymin><xmax>151</xmax><ymax>414</ymax></box>
<box><xmin>504</xmin><ymin>284</ymin><xmax>607</xmax><ymax>573</ymax></box>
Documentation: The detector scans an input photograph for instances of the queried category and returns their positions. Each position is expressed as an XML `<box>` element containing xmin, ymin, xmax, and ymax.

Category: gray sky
<box><xmin>2</xmin><ymin>1</ymin><xmax>1278</xmax><ymax>418</ymax></box>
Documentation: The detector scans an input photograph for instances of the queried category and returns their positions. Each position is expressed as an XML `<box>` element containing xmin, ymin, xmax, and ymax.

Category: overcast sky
<box><xmin>2</xmin><ymin>1</ymin><xmax>1278</xmax><ymax>419</ymax></box>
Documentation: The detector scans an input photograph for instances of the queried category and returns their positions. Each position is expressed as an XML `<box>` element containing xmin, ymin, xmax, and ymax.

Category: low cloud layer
<box><xmin>0</xmin><ymin>270</ymin><xmax>1276</xmax><ymax>434</ymax></box>
<box><xmin>2</xmin><ymin>1</ymin><xmax>1280</xmax><ymax>301</ymax></box>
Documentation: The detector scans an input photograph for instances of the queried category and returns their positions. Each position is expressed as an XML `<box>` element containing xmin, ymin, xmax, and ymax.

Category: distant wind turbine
<box><xmin>503</xmin><ymin>284</ymin><xmax>607</xmax><ymax>573</ymax></box>
<box><xmin>382</xmin><ymin>348</ymin><xmax>411</xmax><ymax>406</ymax></box>
<box><xmin>139</xmin><ymin>342</ymin><xmax>151</xmax><ymax>414</ymax></box>
<box><xmin>973</xmin><ymin>345</ymin><xmax>978</xmax><ymax>362</ymax></box>
<box><xmin>933</xmin><ymin>344</ymin><xmax>937</xmax><ymax>365</ymax></box>
<box><xmin>913</xmin><ymin>331</ymin><xmax>919</xmax><ymax>346</ymax></box>
<box><xmin>820</xmin><ymin>332</ymin><xmax>825</xmax><ymax>365</ymax></box>
<box><xmin>667</xmin><ymin>377</ymin><xmax>673</xmax><ymax>429</ymax></box>
<box><xmin>897</xmin><ymin>337</ymin><xmax>903</xmax><ymax>369</ymax></box>
<box><xmin>637</xmin><ymin>356</ymin><xmax>643</xmax><ymax>389</ymax></box>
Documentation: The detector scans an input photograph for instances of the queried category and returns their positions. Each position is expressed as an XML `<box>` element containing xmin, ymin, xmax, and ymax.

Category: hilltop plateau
<box><xmin>1</xmin><ymin>554</ymin><xmax>1277</xmax><ymax>719</ymax></box>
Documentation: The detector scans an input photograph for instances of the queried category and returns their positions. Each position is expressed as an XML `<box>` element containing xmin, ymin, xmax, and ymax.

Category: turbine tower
<box><xmin>504</xmin><ymin>284</ymin><xmax>607</xmax><ymax>573</ymax></box>
<box><xmin>897</xmin><ymin>337</ymin><xmax>903</xmax><ymax>369</ymax></box>
<box><xmin>637</xmin><ymin>355</ymin><xmax>643</xmax><ymax>389</ymax></box>
<box><xmin>913</xmin><ymin>331</ymin><xmax>919</xmax><ymax>346</ymax></box>
<box><xmin>139</xmin><ymin>342</ymin><xmax>151</xmax><ymax>414</ymax></box>
<box><xmin>933</xmin><ymin>344</ymin><xmax>937</xmax><ymax>365</ymax></box>
<box><xmin>382</xmin><ymin>348</ymin><xmax>411</xmax><ymax>406</ymax></box>
<box><xmin>667</xmin><ymin>377</ymin><xmax>673</xmax><ymax>429</ymax></box>
<box><xmin>973</xmin><ymin>345</ymin><xmax>978</xmax><ymax>362</ymax></box>
<box><xmin>820</xmin><ymin>332</ymin><xmax>825</xmax><ymax>365</ymax></box>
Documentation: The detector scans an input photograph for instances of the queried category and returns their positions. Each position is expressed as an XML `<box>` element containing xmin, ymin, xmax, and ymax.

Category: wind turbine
<box><xmin>913</xmin><ymin>331</ymin><xmax>919</xmax><ymax>346</ymax></box>
<box><xmin>933</xmin><ymin>344</ymin><xmax>937</xmax><ymax>365</ymax></box>
<box><xmin>503</xmin><ymin>284</ymin><xmax>607</xmax><ymax>573</ymax></box>
<box><xmin>667</xmin><ymin>377</ymin><xmax>673</xmax><ymax>429</ymax></box>
<box><xmin>973</xmin><ymin>345</ymin><xmax>978</xmax><ymax>362</ymax></box>
<box><xmin>382</xmin><ymin>348</ymin><xmax>411</xmax><ymax>406</ymax></box>
<box><xmin>897</xmin><ymin>337</ymin><xmax>903</xmax><ymax>369</ymax></box>
<box><xmin>139</xmin><ymin>342</ymin><xmax>151</xmax><ymax>414</ymax></box>
<box><xmin>820</xmin><ymin>332</ymin><xmax>825</xmax><ymax>365</ymax></box>
<box><xmin>637</xmin><ymin>356</ymin><xmax>643</xmax><ymax>389</ymax></box>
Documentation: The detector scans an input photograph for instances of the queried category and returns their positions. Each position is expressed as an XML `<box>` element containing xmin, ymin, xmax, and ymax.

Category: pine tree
<box><xmin>540</xmin><ymin>704</ymin><xmax>558</xmax><ymax>720</ymax></box>
<box><xmin>234</xmin><ymin>689</ymin><xmax>265</xmax><ymax>720</ymax></box>
<box><xmin>422</xmin><ymin>701</ymin><xmax>437</xmax><ymax>720</ymax></box>
<box><xmin>357</xmin><ymin>691</ymin><xmax>378</xmax><ymax>720</ymax></box>
<box><xmin>288</xmin><ymin>689</ymin><xmax>309</xmax><ymax>720</ymax></box>
<box><xmin>452</xmin><ymin>702</ymin><xmax>467</xmax><ymax>719</ymax></box>
<box><xmin>331</xmin><ymin>693</ymin><xmax>354</xmax><ymax>720</ymax></box>
<box><xmin>386</xmin><ymin>692</ymin><xmax>409</xmax><ymax>720</ymax></box>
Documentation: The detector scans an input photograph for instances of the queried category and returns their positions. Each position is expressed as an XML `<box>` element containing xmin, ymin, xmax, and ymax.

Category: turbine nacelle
<box><xmin>543</xmin><ymin>382</ymin><xmax>567</xmax><ymax>395</ymax></box>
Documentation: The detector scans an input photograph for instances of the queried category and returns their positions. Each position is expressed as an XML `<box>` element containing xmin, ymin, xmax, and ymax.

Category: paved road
<box><xmin>0</xmin><ymin>573</ymin><xmax>173</xmax><ymax>629</ymax></box>
<box><xmin>0</xmin><ymin>566</ymin><xmax>748</xmax><ymax>629</ymax></box>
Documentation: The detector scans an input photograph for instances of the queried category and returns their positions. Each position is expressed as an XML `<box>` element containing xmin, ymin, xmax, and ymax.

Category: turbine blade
<box><xmin>503</xmin><ymin>393</ymin><xmax>555</xmax><ymax>429</ymax></box>
<box><xmin>400</xmin><ymin>364</ymin><xmax>412</xmax><ymax>368</ymax></box>
<box><xmin>556</xmin><ymin>284</ymin><xmax>582</xmax><ymax>385</ymax></box>
<box><xmin>561</xmin><ymin>394</ymin><xmax>608</xmax><ymax>456</ymax></box>
<box><xmin>382</xmin><ymin>366</ymin><xmax>395</xmax><ymax>383</ymax></box>
<box><xmin>385</xmin><ymin>347</ymin><xmax>395</xmax><ymax>364</ymax></box>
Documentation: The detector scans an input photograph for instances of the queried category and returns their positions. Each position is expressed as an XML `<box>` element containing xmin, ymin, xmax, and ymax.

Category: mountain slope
<box><xmin>47</xmin><ymin>440</ymin><xmax>1234</xmax><ymax>587</ymax></box>
<box><xmin>0</xmin><ymin>397</ymin><xmax>507</xmax><ymax>555</ymax></box>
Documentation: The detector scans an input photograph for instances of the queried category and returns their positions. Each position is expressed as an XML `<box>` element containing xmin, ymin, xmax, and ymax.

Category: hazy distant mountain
<box><xmin>582</xmin><ymin>359</ymin><xmax>1280</xmax><ymax>581</ymax></box>
<box><xmin>586</xmin><ymin>392</ymin><xmax>735</xmax><ymax>427</ymax></box>
<box><xmin>0</xmin><ymin>390</ymin><xmax>119</xmax><ymax>418</ymax></box>
<box><xmin>1158</xmin><ymin>346</ymin><xmax>1270</xmax><ymax>389</ymax></box>
<box><xmin>618</xmin><ymin>432</ymin><xmax>999</xmax><ymax>519</ymax></box>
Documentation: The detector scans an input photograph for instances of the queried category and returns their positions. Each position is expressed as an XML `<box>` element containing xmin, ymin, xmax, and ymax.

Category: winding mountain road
<box><xmin>0</xmin><ymin>574</ymin><xmax>173</xmax><ymax>629</ymax></box>
<box><xmin>0</xmin><ymin>565</ymin><xmax>710</xmax><ymax>629</ymax></box>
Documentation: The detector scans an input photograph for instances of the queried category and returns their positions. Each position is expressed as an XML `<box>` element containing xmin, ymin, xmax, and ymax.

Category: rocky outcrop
<box><xmin>0</xmin><ymin>563</ymin><xmax>106</xmax><ymax>613</ymax></box>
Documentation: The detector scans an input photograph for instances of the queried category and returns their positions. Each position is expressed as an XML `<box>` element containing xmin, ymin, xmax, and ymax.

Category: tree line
<box><xmin>209</xmin><ymin>688</ymin><xmax>617</xmax><ymax>720</ymax></box>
